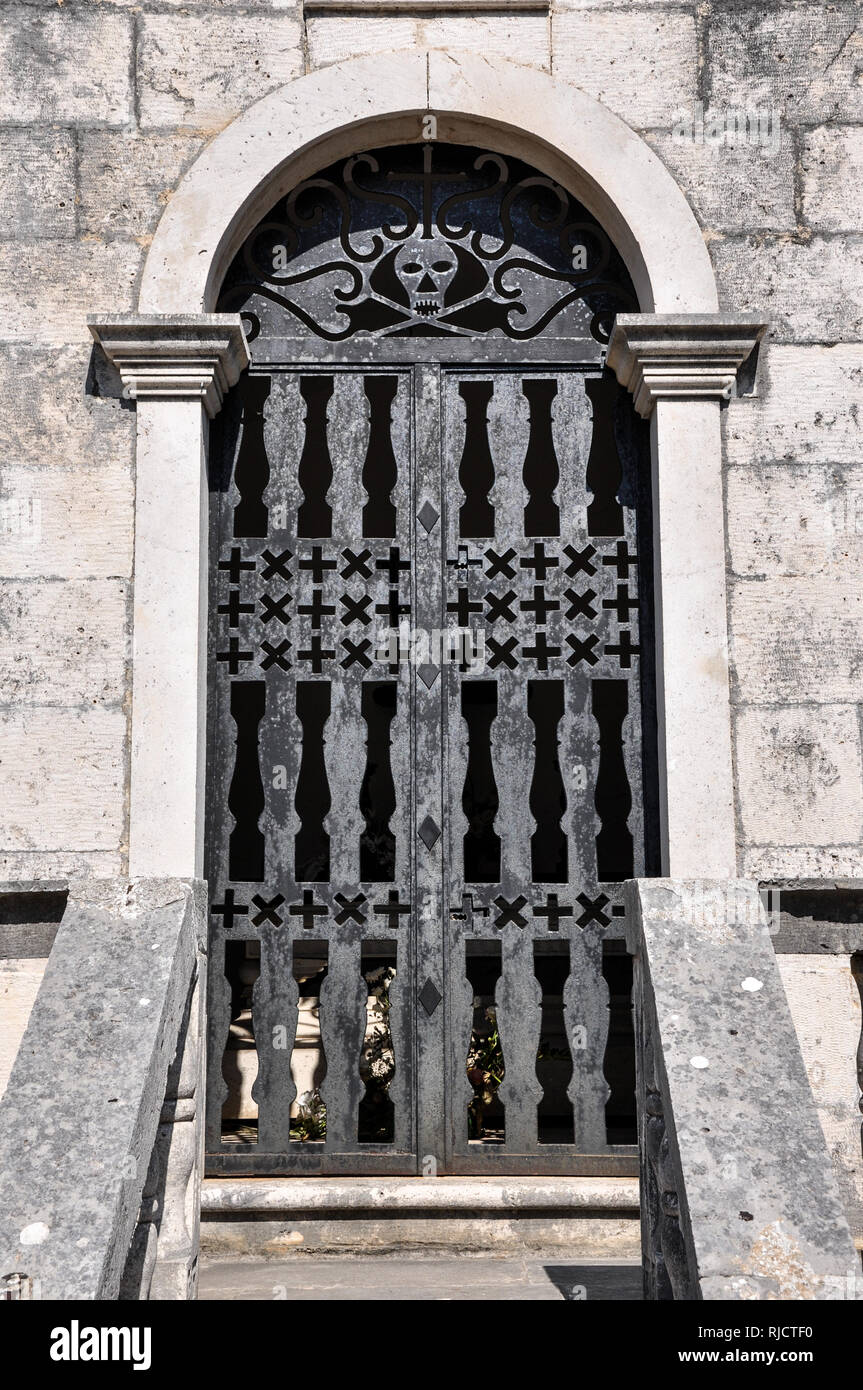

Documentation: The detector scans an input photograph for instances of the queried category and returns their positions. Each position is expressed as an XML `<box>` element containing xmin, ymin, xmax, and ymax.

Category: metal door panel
<box><xmin>204</xmin><ymin>140</ymin><xmax>654</xmax><ymax>1177</ymax></box>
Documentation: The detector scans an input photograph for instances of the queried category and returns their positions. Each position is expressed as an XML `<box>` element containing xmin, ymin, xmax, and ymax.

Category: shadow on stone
<box><xmin>542</xmin><ymin>1263</ymin><xmax>643</xmax><ymax>1301</ymax></box>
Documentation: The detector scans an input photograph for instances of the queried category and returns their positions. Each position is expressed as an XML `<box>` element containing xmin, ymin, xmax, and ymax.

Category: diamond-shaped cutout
<box><xmin>418</xmin><ymin>814</ymin><xmax>441</xmax><ymax>849</ymax></box>
<box><xmin>418</xmin><ymin>663</ymin><xmax>440</xmax><ymax>690</ymax></box>
<box><xmin>418</xmin><ymin>977</ymin><xmax>442</xmax><ymax>1017</ymax></box>
<box><xmin>418</xmin><ymin>500</ymin><xmax>440</xmax><ymax>533</ymax></box>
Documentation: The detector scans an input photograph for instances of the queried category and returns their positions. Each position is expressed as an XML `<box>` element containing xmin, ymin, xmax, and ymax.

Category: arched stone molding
<box><xmin>91</xmin><ymin>51</ymin><xmax>766</xmax><ymax>882</ymax></box>
<box><xmin>138</xmin><ymin>50</ymin><xmax>717</xmax><ymax>317</ymax></box>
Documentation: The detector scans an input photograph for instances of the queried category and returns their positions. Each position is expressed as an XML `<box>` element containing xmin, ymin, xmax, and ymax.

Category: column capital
<box><xmin>88</xmin><ymin>314</ymin><xmax>250</xmax><ymax>418</ymax></box>
<box><xmin>607</xmin><ymin>314</ymin><xmax>768</xmax><ymax>418</ymax></box>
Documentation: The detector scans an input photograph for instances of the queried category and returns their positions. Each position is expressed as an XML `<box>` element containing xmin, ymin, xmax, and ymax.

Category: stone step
<box><xmin>198</xmin><ymin>1251</ymin><xmax>644</xmax><ymax>1301</ymax></box>
<box><xmin>201</xmin><ymin>1175</ymin><xmax>641</xmax><ymax>1260</ymax></box>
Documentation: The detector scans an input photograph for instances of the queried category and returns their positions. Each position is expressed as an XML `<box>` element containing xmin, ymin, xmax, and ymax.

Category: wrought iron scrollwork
<box><xmin>219</xmin><ymin>143</ymin><xmax>636</xmax><ymax>344</ymax></box>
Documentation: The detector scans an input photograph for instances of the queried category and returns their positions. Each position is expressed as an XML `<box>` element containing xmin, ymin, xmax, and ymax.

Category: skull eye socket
<box><xmin>401</xmin><ymin>262</ymin><xmax>422</xmax><ymax>274</ymax></box>
<box><xmin>432</xmin><ymin>261</ymin><xmax>454</xmax><ymax>273</ymax></box>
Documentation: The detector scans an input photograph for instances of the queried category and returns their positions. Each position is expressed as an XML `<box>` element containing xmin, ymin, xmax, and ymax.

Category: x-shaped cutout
<box><xmin>340</xmin><ymin>593</ymin><xmax>372</xmax><ymax>626</ymax></box>
<box><xmin>565</xmin><ymin>633</ymin><xmax>599</xmax><ymax>667</ymax></box>
<box><xmin>576</xmin><ymin>892</ymin><xmax>611</xmax><ymax>928</ymax></box>
<box><xmin>251</xmin><ymin>893</ymin><xmax>285</xmax><ymax>927</ymax></box>
<box><xmin>485</xmin><ymin>589</ymin><xmax>517</xmax><ymax>623</ymax></box>
<box><xmin>260</xmin><ymin>639</ymin><xmax>292</xmax><ymax>671</ymax></box>
<box><xmin>260</xmin><ymin>590</ymin><xmax>292</xmax><ymax>625</ymax></box>
<box><xmin>484</xmin><ymin>546</ymin><xmax>517</xmax><ymax>579</ymax></box>
<box><xmin>493</xmin><ymin>894</ymin><xmax>529</xmax><ymax>928</ymax></box>
<box><xmin>487</xmin><ymin>636</ymin><xmax>518</xmax><ymax>669</ymax></box>
<box><xmin>341</xmin><ymin>638</ymin><xmax>373</xmax><ymax>669</ymax></box>
<box><xmin>261</xmin><ymin>548</ymin><xmax>293</xmax><ymax>582</ymax></box>
<box><xmin>341</xmin><ymin>547</ymin><xmax>372</xmax><ymax>579</ymax></box>
<box><xmin>563</xmin><ymin>587</ymin><xmax>597</xmax><ymax>621</ymax></box>
<box><xmin>563</xmin><ymin>544</ymin><xmax>597</xmax><ymax>578</ymax></box>
<box><xmin>334</xmin><ymin>892</ymin><xmax>367</xmax><ymax>925</ymax></box>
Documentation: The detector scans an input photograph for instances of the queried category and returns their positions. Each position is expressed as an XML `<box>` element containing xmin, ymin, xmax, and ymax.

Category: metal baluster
<box><xmin>495</xmin><ymin>930</ymin><xmax>543</xmax><ymax>1151</ymax></box>
<box><xmin>319</xmin><ymin>936</ymin><xmax>368</xmax><ymax>1153</ymax></box>
<box><xmin>255</xmin><ymin>930</ymin><xmax>299</xmax><ymax>1153</ymax></box>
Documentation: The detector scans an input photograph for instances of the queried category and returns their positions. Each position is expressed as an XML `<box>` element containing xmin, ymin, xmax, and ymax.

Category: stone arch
<box><xmin>139</xmin><ymin>50</ymin><xmax>718</xmax><ymax>318</ymax></box>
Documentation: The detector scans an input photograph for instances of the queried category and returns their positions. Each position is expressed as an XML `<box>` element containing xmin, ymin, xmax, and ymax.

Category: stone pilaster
<box><xmin>89</xmin><ymin>315</ymin><xmax>249</xmax><ymax>878</ymax></box>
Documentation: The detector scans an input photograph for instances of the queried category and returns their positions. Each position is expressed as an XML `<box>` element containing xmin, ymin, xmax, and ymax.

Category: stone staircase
<box><xmin>199</xmin><ymin>1174</ymin><xmax>643</xmax><ymax>1300</ymax></box>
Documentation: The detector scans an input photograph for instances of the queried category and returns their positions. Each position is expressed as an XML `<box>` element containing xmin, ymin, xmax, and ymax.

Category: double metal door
<box><xmin>206</xmin><ymin>351</ymin><xmax>650</xmax><ymax>1175</ymax></box>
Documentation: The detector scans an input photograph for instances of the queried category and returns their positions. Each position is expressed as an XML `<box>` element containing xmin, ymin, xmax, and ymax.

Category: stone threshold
<box><xmin>202</xmin><ymin>1176</ymin><xmax>639</xmax><ymax>1216</ymax></box>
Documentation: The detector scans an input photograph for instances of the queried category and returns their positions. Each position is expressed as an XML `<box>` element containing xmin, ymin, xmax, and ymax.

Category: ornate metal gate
<box><xmin>205</xmin><ymin>143</ymin><xmax>657</xmax><ymax>1175</ymax></box>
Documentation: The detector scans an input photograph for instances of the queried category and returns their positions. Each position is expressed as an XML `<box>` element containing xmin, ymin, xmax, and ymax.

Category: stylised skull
<box><xmin>394</xmin><ymin>238</ymin><xmax>458</xmax><ymax>317</ymax></box>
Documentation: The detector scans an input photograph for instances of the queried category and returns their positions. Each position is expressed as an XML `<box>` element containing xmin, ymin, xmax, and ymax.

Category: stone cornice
<box><xmin>88</xmin><ymin>315</ymin><xmax>250</xmax><ymax>418</ymax></box>
<box><xmin>607</xmin><ymin>314</ymin><xmax>768</xmax><ymax>418</ymax></box>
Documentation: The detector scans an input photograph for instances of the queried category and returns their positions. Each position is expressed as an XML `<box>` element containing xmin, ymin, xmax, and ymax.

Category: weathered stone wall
<box><xmin>0</xmin><ymin>1</ymin><xmax>861</xmax><ymax>877</ymax></box>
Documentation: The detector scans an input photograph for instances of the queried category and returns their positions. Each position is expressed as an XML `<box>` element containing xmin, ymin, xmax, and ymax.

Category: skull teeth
<box><xmin>415</xmin><ymin>300</ymin><xmax>440</xmax><ymax>316</ymax></box>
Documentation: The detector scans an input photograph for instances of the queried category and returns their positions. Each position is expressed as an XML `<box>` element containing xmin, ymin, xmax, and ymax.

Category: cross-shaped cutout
<box><xmin>533</xmin><ymin>893</ymin><xmax>574</xmax><ymax>932</ymax></box>
<box><xmin>216</xmin><ymin>637</ymin><xmax>252</xmax><ymax>674</ymax></box>
<box><xmin>520</xmin><ymin>584</ymin><xmax>559</xmax><ymax>626</ymax></box>
<box><xmin>289</xmin><ymin>890</ymin><xmax>329</xmax><ymax>929</ymax></box>
<box><xmin>298</xmin><ymin>589</ymin><xmax>336</xmax><ymax>628</ymax></box>
<box><xmin>449</xmin><ymin>892</ymin><xmax>490</xmax><ymax>928</ymax></box>
<box><xmin>376</xmin><ymin>589</ymin><xmax>411</xmax><ymax>626</ymax></box>
<box><xmin>446</xmin><ymin>587</ymin><xmax>483</xmax><ymax>626</ymax></box>
<box><xmin>575</xmin><ymin>892</ymin><xmax>611</xmax><ymax>928</ymax></box>
<box><xmin>373</xmin><ymin>890</ymin><xmax>411</xmax><ymax>929</ymax></box>
<box><xmin>211</xmin><ymin>890</ymin><xmax>248</xmax><ymax>929</ymax></box>
<box><xmin>523</xmin><ymin>632</ymin><xmax>561</xmax><ymax>670</ymax></box>
<box><xmin>606</xmin><ymin>629</ymin><xmax>641</xmax><ymax>668</ymax></box>
<box><xmin>298</xmin><ymin>634</ymin><xmax>336</xmax><ymax>672</ymax></box>
<box><xmin>447</xmin><ymin>545</ymin><xmax>483</xmax><ymax>571</ymax></box>
<box><xmin>376</xmin><ymin>546</ymin><xmax>411</xmax><ymax>584</ymax></box>
<box><xmin>219</xmin><ymin>548</ymin><xmax>256</xmax><ymax>585</ymax></box>
<box><xmin>219</xmin><ymin>590</ymin><xmax>254</xmax><ymax>627</ymax></box>
<box><xmin>520</xmin><ymin>542</ymin><xmax>558</xmax><ymax>580</ymax></box>
<box><xmin>487</xmin><ymin>636</ymin><xmax>518</xmax><ymax>669</ymax></box>
<box><xmin>299</xmin><ymin>545</ymin><xmax>337</xmax><ymax>584</ymax></box>
<box><xmin>602</xmin><ymin>540</ymin><xmax>638</xmax><ymax>580</ymax></box>
<box><xmin>603</xmin><ymin>584</ymin><xmax>638</xmax><ymax>624</ymax></box>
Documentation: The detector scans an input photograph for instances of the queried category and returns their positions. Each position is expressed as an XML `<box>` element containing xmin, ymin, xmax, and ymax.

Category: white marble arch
<box><xmin>92</xmin><ymin>50</ymin><xmax>765</xmax><ymax>881</ymax></box>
